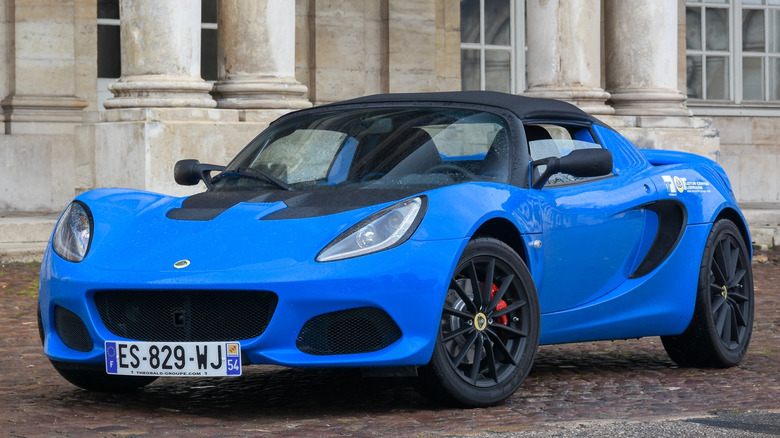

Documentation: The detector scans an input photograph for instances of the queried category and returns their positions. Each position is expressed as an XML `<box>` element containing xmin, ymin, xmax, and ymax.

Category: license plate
<box><xmin>105</xmin><ymin>341</ymin><xmax>241</xmax><ymax>377</ymax></box>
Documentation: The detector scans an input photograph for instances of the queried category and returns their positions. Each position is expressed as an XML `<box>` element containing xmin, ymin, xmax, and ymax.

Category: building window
<box><xmin>201</xmin><ymin>0</ymin><xmax>218</xmax><ymax>82</ymax></box>
<box><xmin>686</xmin><ymin>0</ymin><xmax>780</xmax><ymax>104</ymax></box>
<box><xmin>96</xmin><ymin>0</ymin><xmax>219</xmax><ymax>109</ymax></box>
<box><xmin>97</xmin><ymin>0</ymin><xmax>121</xmax><ymax>79</ymax></box>
<box><xmin>460</xmin><ymin>0</ymin><xmax>524</xmax><ymax>94</ymax></box>
<box><xmin>97</xmin><ymin>0</ymin><xmax>120</xmax><ymax>108</ymax></box>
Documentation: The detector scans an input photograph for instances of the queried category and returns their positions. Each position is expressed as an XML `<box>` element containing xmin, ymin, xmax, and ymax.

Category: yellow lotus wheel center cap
<box><xmin>721</xmin><ymin>285</ymin><xmax>728</xmax><ymax>298</ymax></box>
<box><xmin>474</xmin><ymin>313</ymin><xmax>488</xmax><ymax>331</ymax></box>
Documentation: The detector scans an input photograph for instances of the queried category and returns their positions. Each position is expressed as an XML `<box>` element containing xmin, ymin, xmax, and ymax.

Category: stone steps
<box><xmin>0</xmin><ymin>215</ymin><xmax>57</xmax><ymax>263</ymax></box>
<box><xmin>742</xmin><ymin>208</ymin><xmax>780</xmax><ymax>250</ymax></box>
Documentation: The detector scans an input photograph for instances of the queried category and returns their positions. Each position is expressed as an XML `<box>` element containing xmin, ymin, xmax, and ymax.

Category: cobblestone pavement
<box><xmin>1</xmin><ymin>251</ymin><xmax>778</xmax><ymax>437</ymax></box>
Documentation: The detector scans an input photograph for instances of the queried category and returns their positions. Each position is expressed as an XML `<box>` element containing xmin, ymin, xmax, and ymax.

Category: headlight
<box><xmin>52</xmin><ymin>201</ymin><xmax>93</xmax><ymax>262</ymax></box>
<box><xmin>317</xmin><ymin>197</ymin><xmax>427</xmax><ymax>262</ymax></box>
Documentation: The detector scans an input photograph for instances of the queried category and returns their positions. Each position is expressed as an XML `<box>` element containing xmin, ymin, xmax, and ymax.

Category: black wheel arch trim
<box><xmin>470</xmin><ymin>217</ymin><xmax>529</xmax><ymax>265</ymax></box>
<box><xmin>714</xmin><ymin>207</ymin><xmax>753</xmax><ymax>259</ymax></box>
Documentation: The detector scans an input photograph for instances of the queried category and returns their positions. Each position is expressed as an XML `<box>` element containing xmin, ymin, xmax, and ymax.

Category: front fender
<box><xmin>414</xmin><ymin>183</ymin><xmax>541</xmax><ymax>241</ymax></box>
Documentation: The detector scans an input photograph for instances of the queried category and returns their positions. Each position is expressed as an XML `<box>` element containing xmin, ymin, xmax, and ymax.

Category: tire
<box><xmin>661</xmin><ymin>219</ymin><xmax>754</xmax><ymax>367</ymax></box>
<box><xmin>38</xmin><ymin>304</ymin><xmax>157</xmax><ymax>392</ymax></box>
<box><xmin>418</xmin><ymin>238</ymin><xmax>540</xmax><ymax>407</ymax></box>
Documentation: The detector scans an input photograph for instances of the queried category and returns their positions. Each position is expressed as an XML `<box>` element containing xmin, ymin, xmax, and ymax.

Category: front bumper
<box><xmin>39</xmin><ymin>237</ymin><xmax>466</xmax><ymax>369</ymax></box>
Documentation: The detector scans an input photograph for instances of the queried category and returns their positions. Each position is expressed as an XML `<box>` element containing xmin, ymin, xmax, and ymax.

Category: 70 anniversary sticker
<box><xmin>661</xmin><ymin>175</ymin><xmax>711</xmax><ymax>196</ymax></box>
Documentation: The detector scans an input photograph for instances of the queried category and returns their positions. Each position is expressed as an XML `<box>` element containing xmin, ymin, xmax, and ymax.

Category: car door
<box><xmin>526</xmin><ymin>122</ymin><xmax>659</xmax><ymax>313</ymax></box>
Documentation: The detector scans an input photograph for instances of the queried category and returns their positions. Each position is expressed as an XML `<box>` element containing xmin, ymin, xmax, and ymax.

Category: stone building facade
<box><xmin>0</xmin><ymin>0</ymin><xmax>778</xmax><ymax>256</ymax></box>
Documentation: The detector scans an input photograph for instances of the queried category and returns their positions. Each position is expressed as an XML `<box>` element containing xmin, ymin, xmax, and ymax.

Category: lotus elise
<box><xmin>39</xmin><ymin>91</ymin><xmax>754</xmax><ymax>407</ymax></box>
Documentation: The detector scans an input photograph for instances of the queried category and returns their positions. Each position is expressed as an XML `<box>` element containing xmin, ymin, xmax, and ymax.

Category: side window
<box><xmin>526</xmin><ymin>123</ymin><xmax>606</xmax><ymax>186</ymax></box>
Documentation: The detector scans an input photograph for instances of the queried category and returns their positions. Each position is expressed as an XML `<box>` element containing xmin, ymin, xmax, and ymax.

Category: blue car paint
<box><xmin>39</xmin><ymin>104</ymin><xmax>751</xmax><ymax>372</ymax></box>
<box><xmin>40</xmin><ymin>201</ymin><xmax>465</xmax><ymax>367</ymax></box>
<box><xmin>538</xmin><ymin>223</ymin><xmax>708</xmax><ymax>344</ymax></box>
<box><xmin>591</xmin><ymin>125</ymin><xmax>650</xmax><ymax>175</ymax></box>
<box><xmin>529</xmin><ymin>172</ymin><xmax>661</xmax><ymax>313</ymax></box>
<box><xmin>40</xmin><ymin>183</ymin><xmax>546</xmax><ymax>368</ymax></box>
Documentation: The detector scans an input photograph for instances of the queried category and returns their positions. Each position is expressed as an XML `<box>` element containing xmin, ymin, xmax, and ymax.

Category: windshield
<box><xmin>213</xmin><ymin>107</ymin><xmax>511</xmax><ymax>191</ymax></box>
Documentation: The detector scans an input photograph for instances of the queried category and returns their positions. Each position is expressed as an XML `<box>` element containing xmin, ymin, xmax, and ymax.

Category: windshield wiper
<box><xmin>211</xmin><ymin>166</ymin><xmax>293</xmax><ymax>191</ymax></box>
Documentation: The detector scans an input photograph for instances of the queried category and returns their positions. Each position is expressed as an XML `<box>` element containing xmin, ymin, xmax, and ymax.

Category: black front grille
<box><xmin>54</xmin><ymin>306</ymin><xmax>94</xmax><ymax>352</ymax></box>
<box><xmin>94</xmin><ymin>290</ymin><xmax>277</xmax><ymax>342</ymax></box>
<box><xmin>297</xmin><ymin>307</ymin><xmax>401</xmax><ymax>355</ymax></box>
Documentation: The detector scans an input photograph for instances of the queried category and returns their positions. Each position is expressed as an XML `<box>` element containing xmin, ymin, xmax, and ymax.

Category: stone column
<box><xmin>212</xmin><ymin>0</ymin><xmax>310</xmax><ymax>109</ymax></box>
<box><xmin>1</xmin><ymin>0</ymin><xmax>87</xmax><ymax>134</ymax></box>
<box><xmin>104</xmin><ymin>0</ymin><xmax>215</xmax><ymax>108</ymax></box>
<box><xmin>524</xmin><ymin>0</ymin><xmax>613</xmax><ymax>115</ymax></box>
<box><xmin>604</xmin><ymin>0</ymin><xmax>688</xmax><ymax>116</ymax></box>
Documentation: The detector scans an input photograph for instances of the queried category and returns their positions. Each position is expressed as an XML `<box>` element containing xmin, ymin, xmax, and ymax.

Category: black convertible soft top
<box><xmin>326</xmin><ymin>91</ymin><xmax>603</xmax><ymax>125</ymax></box>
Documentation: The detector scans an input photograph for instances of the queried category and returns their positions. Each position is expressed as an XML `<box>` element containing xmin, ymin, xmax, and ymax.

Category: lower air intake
<box><xmin>296</xmin><ymin>307</ymin><xmax>401</xmax><ymax>355</ymax></box>
<box><xmin>54</xmin><ymin>306</ymin><xmax>94</xmax><ymax>352</ymax></box>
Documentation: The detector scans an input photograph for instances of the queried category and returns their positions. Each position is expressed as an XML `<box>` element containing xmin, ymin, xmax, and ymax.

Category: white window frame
<box><xmin>687</xmin><ymin>0</ymin><xmax>780</xmax><ymax>116</ymax></box>
<box><xmin>460</xmin><ymin>0</ymin><xmax>525</xmax><ymax>94</ymax></box>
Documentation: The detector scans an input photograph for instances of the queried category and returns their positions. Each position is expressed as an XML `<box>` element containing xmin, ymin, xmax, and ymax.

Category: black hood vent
<box><xmin>166</xmin><ymin>188</ymin><xmax>423</xmax><ymax>221</ymax></box>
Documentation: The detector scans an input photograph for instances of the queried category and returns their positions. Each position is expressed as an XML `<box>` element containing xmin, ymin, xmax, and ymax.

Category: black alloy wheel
<box><xmin>708</xmin><ymin>226</ymin><xmax>752</xmax><ymax>349</ymax></box>
<box><xmin>419</xmin><ymin>238</ymin><xmax>540</xmax><ymax>407</ymax></box>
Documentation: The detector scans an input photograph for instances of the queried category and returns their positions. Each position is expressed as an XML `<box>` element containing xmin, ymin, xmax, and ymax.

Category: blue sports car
<box><xmin>39</xmin><ymin>91</ymin><xmax>754</xmax><ymax>407</ymax></box>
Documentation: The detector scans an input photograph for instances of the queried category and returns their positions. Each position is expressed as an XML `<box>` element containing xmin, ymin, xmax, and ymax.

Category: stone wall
<box><xmin>0</xmin><ymin>0</ymin><xmax>93</xmax><ymax>213</ymax></box>
<box><xmin>77</xmin><ymin>109</ymin><xmax>284</xmax><ymax>198</ymax></box>
<box><xmin>0</xmin><ymin>0</ymin><xmax>10</xmax><ymax>107</ymax></box>
<box><xmin>600</xmin><ymin>115</ymin><xmax>720</xmax><ymax>163</ymax></box>
<box><xmin>0</xmin><ymin>134</ymin><xmax>75</xmax><ymax>213</ymax></box>
<box><xmin>295</xmin><ymin>0</ymin><xmax>459</xmax><ymax>104</ymax></box>
<box><xmin>715</xmin><ymin>117</ymin><xmax>780</xmax><ymax>205</ymax></box>
<box><xmin>0</xmin><ymin>0</ymin><xmax>778</xmax><ymax>242</ymax></box>
<box><xmin>75</xmin><ymin>0</ymin><xmax>98</xmax><ymax>112</ymax></box>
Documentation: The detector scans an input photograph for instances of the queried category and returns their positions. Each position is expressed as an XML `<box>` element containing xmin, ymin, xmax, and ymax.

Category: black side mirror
<box><xmin>531</xmin><ymin>148</ymin><xmax>613</xmax><ymax>189</ymax></box>
<box><xmin>174</xmin><ymin>159</ymin><xmax>225</xmax><ymax>188</ymax></box>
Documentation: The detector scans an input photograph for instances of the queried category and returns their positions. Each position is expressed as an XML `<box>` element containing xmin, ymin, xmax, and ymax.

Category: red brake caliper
<box><xmin>490</xmin><ymin>284</ymin><xmax>508</xmax><ymax>325</ymax></box>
